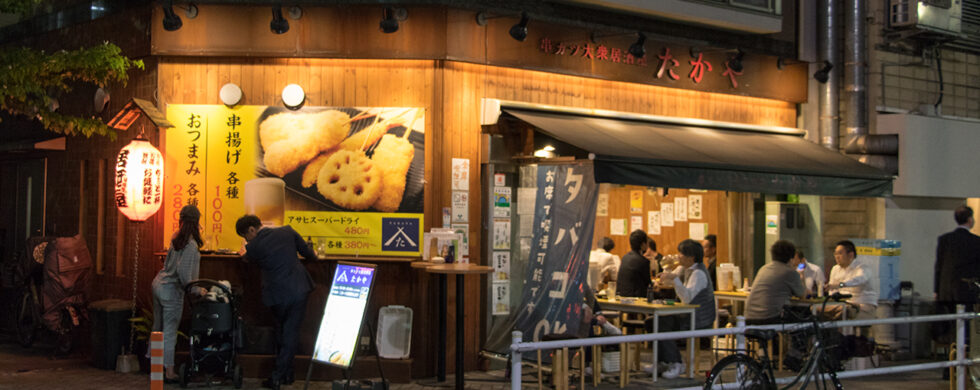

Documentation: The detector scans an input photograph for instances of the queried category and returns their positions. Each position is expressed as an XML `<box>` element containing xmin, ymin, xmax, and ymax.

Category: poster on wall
<box><xmin>648</xmin><ymin>211</ymin><xmax>661</xmax><ymax>235</ymax></box>
<box><xmin>493</xmin><ymin>219</ymin><xmax>511</xmax><ymax>250</ymax></box>
<box><xmin>610</xmin><ymin>218</ymin><xmax>626</xmax><ymax>236</ymax></box>
<box><xmin>492</xmin><ymin>251</ymin><xmax>510</xmax><ymax>280</ymax></box>
<box><xmin>596</xmin><ymin>193</ymin><xmax>609</xmax><ymax>217</ymax></box>
<box><xmin>492</xmin><ymin>282</ymin><xmax>510</xmax><ymax>316</ymax></box>
<box><xmin>630</xmin><ymin>215</ymin><xmax>643</xmax><ymax>233</ymax></box>
<box><xmin>689</xmin><ymin>223</ymin><xmax>708</xmax><ymax>240</ymax></box>
<box><xmin>494</xmin><ymin>187</ymin><xmax>512</xmax><ymax>218</ymax></box>
<box><xmin>451</xmin><ymin>158</ymin><xmax>469</xmax><ymax>191</ymax></box>
<box><xmin>689</xmin><ymin>195</ymin><xmax>703</xmax><ymax>220</ymax></box>
<box><xmin>661</xmin><ymin>203</ymin><xmax>675</xmax><ymax>227</ymax></box>
<box><xmin>675</xmin><ymin>197</ymin><xmax>688</xmax><ymax>221</ymax></box>
<box><xmin>629</xmin><ymin>190</ymin><xmax>643</xmax><ymax>213</ymax></box>
<box><xmin>165</xmin><ymin>105</ymin><xmax>424</xmax><ymax>256</ymax></box>
<box><xmin>452</xmin><ymin>191</ymin><xmax>469</xmax><ymax>223</ymax></box>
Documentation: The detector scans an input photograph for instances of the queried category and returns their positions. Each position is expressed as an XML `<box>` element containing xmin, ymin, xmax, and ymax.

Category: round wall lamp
<box><xmin>219</xmin><ymin>83</ymin><xmax>242</xmax><ymax>106</ymax></box>
<box><xmin>282</xmin><ymin>84</ymin><xmax>305</xmax><ymax>108</ymax></box>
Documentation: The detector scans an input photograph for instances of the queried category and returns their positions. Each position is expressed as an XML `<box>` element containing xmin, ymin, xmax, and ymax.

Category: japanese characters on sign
<box><xmin>538</xmin><ymin>38</ymin><xmax>743</xmax><ymax>89</ymax></box>
<box><xmin>511</xmin><ymin>163</ymin><xmax>597</xmax><ymax>342</ymax></box>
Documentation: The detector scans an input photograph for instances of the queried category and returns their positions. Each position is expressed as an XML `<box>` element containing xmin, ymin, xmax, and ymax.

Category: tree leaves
<box><xmin>0</xmin><ymin>42</ymin><xmax>144</xmax><ymax>139</ymax></box>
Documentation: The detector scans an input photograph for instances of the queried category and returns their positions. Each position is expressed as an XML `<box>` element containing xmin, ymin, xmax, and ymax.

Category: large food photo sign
<box><xmin>164</xmin><ymin>105</ymin><xmax>425</xmax><ymax>256</ymax></box>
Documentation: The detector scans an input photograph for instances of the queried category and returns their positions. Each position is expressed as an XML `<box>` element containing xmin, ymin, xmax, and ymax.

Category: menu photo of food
<box><xmin>255</xmin><ymin>106</ymin><xmax>425</xmax><ymax>213</ymax></box>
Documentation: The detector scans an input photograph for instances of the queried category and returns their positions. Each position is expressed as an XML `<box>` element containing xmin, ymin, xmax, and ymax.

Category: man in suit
<box><xmin>935</xmin><ymin>205</ymin><xmax>980</xmax><ymax>309</ymax></box>
<box><xmin>237</xmin><ymin>215</ymin><xmax>318</xmax><ymax>390</ymax></box>
<box><xmin>615</xmin><ymin>230</ymin><xmax>652</xmax><ymax>298</ymax></box>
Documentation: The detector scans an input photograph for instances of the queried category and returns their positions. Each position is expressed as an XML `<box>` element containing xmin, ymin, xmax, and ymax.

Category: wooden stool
<box><xmin>537</xmin><ymin>334</ymin><xmax>586</xmax><ymax>390</ymax></box>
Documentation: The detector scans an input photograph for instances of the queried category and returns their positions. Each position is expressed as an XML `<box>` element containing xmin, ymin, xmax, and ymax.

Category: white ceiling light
<box><xmin>281</xmin><ymin>84</ymin><xmax>305</xmax><ymax>108</ymax></box>
<box><xmin>219</xmin><ymin>83</ymin><xmax>242</xmax><ymax>106</ymax></box>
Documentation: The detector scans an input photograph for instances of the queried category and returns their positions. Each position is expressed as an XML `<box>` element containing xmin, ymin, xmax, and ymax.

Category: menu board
<box><xmin>312</xmin><ymin>262</ymin><xmax>377</xmax><ymax>368</ymax></box>
<box><xmin>164</xmin><ymin>105</ymin><xmax>425</xmax><ymax>256</ymax></box>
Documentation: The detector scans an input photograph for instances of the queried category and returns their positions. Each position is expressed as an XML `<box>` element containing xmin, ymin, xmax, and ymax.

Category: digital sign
<box><xmin>311</xmin><ymin>262</ymin><xmax>377</xmax><ymax>367</ymax></box>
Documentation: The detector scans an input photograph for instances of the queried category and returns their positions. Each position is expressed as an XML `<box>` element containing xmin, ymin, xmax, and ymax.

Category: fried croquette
<box><xmin>259</xmin><ymin>110</ymin><xmax>350</xmax><ymax>177</ymax></box>
<box><xmin>371</xmin><ymin>134</ymin><xmax>414</xmax><ymax>212</ymax></box>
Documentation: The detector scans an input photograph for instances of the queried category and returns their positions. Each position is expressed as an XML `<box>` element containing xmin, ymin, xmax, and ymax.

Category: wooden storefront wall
<box><xmin>156</xmin><ymin>57</ymin><xmax>796</xmax><ymax>376</ymax></box>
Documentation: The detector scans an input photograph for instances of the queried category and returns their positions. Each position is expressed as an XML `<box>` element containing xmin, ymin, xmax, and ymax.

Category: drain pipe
<box><xmin>843</xmin><ymin>0</ymin><xmax>898</xmax><ymax>173</ymax></box>
<box><xmin>818</xmin><ymin>0</ymin><xmax>840</xmax><ymax>150</ymax></box>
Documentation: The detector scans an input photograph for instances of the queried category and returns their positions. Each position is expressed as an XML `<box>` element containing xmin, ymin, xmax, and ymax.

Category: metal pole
<box><xmin>957</xmin><ymin>304</ymin><xmax>965</xmax><ymax>390</ymax></box>
<box><xmin>456</xmin><ymin>274</ymin><xmax>465</xmax><ymax>390</ymax></box>
<box><xmin>735</xmin><ymin>316</ymin><xmax>746</xmax><ymax>353</ymax></box>
<box><xmin>437</xmin><ymin>274</ymin><xmax>447</xmax><ymax>382</ymax></box>
<box><xmin>511</xmin><ymin>331</ymin><xmax>522</xmax><ymax>390</ymax></box>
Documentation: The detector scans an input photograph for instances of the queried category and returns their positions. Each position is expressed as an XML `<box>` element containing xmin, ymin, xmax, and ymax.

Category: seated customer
<box><xmin>644</xmin><ymin>237</ymin><xmax>664</xmax><ymax>275</ymax></box>
<box><xmin>615</xmin><ymin>230</ymin><xmax>652</xmax><ymax>298</ymax></box>
<box><xmin>647</xmin><ymin>239</ymin><xmax>715</xmax><ymax>379</ymax></box>
<box><xmin>795</xmin><ymin>249</ymin><xmax>826</xmax><ymax>297</ymax></box>
<box><xmin>588</xmin><ymin>237</ymin><xmax>621</xmax><ymax>292</ymax></box>
<box><xmin>745</xmin><ymin>240</ymin><xmax>806</xmax><ymax>324</ymax></box>
<box><xmin>826</xmin><ymin>240</ymin><xmax>877</xmax><ymax>320</ymax></box>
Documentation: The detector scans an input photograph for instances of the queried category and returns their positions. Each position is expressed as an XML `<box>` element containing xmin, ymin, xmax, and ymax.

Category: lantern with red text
<box><xmin>115</xmin><ymin>137</ymin><xmax>164</xmax><ymax>221</ymax></box>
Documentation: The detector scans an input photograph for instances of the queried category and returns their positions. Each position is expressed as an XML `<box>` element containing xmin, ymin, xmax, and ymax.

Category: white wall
<box><xmin>884</xmin><ymin>197</ymin><xmax>965</xmax><ymax>298</ymax></box>
<box><xmin>878</xmin><ymin>114</ymin><xmax>980</xmax><ymax>198</ymax></box>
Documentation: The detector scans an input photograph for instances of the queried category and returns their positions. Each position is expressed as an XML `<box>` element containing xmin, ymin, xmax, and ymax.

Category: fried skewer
<box><xmin>371</xmin><ymin>110</ymin><xmax>422</xmax><ymax>212</ymax></box>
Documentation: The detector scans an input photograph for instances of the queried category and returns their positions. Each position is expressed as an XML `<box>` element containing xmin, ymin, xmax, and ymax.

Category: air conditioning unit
<box><xmin>889</xmin><ymin>0</ymin><xmax>963</xmax><ymax>36</ymax></box>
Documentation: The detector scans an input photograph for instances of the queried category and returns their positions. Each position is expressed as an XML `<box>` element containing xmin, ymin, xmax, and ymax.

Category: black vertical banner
<box><xmin>513</xmin><ymin>162</ymin><xmax>597</xmax><ymax>341</ymax></box>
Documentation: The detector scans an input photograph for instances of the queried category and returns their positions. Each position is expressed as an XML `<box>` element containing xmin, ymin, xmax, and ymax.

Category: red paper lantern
<box><xmin>115</xmin><ymin>137</ymin><xmax>164</xmax><ymax>221</ymax></box>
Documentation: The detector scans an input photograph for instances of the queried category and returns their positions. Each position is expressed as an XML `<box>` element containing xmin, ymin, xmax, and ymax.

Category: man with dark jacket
<box><xmin>616</xmin><ymin>230</ymin><xmax>652</xmax><ymax>298</ymax></box>
<box><xmin>934</xmin><ymin>206</ymin><xmax>980</xmax><ymax>345</ymax></box>
<box><xmin>237</xmin><ymin>215</ymin><xmax>317</xmax><ymax>390</ymax></box>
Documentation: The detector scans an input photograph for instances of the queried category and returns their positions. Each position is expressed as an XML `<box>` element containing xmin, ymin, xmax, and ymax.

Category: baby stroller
<box><xmin>179</xmin><ymin>279</ymin><xmax>243</xmax><ymax>388</ymax></box>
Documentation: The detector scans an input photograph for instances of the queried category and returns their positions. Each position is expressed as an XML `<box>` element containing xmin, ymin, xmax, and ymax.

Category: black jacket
<box><xmin>244</xmin><ymin>225</ymin><xmax>317</xmax><ymax>306</ymax></box>
<box><xmin>935</xmin><ymin>227</ymin><xmax>980</xmax><ymax>303</ymax></box>
<box><xmin>616</xmin><ymin>251</ymin><xmax>651</xmax><ymax>298</ymax></box>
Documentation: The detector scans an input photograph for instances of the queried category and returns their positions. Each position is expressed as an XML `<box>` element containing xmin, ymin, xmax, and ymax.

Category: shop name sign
<box><xmin>538</xmin><ymin>38</ymin><xmax>746</xmax><ymax>88</ymax></box>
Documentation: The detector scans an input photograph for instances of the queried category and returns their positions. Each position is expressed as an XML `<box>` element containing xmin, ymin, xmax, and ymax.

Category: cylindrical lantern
<box><xmin>115</xmin><ymin>137</ymin><xmax>164</xmax><ymax>221</ymax></box>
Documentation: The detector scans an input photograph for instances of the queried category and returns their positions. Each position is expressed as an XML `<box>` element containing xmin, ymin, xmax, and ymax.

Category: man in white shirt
<box><xmin>795</xmin><ymin>249</ymin><xmax>826</xmax><ymax>297</ymax></box>
<box><xmin>588</xmin><ymin>237</ymin><xmax>620</xmax><ymax>291</ymax></box>
<box><xmin>826</xmin><ymin>240</ymin><xmax>877</xmax><ymax>320</ymax></box>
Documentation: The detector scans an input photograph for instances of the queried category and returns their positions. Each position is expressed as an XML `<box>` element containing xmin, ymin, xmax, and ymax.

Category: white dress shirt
<box><xmin>802</xmin><ymin>262</ymin><xmax>826</xmax><ymax>294</ymax></box>
<box><xmin>588</xmin><ymin>248</ymin><xmax>621</xmax><ymax>289</ymax></box>
<box><xmin>828</xmin><ymin>257</ymin><xmax>878</xmax><ymax>306</ymax></box>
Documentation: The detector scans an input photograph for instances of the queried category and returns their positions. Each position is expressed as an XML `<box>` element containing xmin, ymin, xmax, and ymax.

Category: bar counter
<box><xmin>154</xmin><ymin>252</ymin><xmax>433</xmax><ymax>381</ymax></box>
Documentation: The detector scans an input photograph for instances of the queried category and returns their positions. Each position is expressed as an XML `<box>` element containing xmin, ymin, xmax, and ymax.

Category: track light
<box><xmin>727</xmin><ymin>49</ymin><xmax>744</xmax><ymax>72</ymax></box>
<box><xmin>380</xmin><ymin>7</ymin><xmax>399</xmax><ymax>33</ymax></box>
<box><xmin>813</xmin><ymin>60</ymin><xmax>834</xmax><ymax>83</ymax></box>
<box><xmin>162</xmin><ymin>1</ymin><xmax>182</xmax><ymax>31</ymax></box>
<box><xmin>270</xmin><ymin>7</ymin><xmax>289</xmax><ymax>34</ymax></box>
<box><xmin>509</xmin><ymin>12</ymin><xmax>529</xmax><ymax>42</ymax></box>
<box><xmin>628</xmin><ymin>32</ymin><xmax>646</xmax><ymax>59</ymax></box>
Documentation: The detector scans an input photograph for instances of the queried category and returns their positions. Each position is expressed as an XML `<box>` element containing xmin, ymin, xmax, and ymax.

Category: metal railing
<box><xmin>509</xmin><ymin>305</ymin><xmax>980</xmax><ymax>390</ymax></box>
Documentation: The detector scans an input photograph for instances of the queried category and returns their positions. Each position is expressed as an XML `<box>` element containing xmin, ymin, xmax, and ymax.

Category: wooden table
<box><xmin>597</xmin><ymin>298</ymin><xmax>699</xmax><ymax>384</ymax></box>
<box><xmin>424</xmin><ymin>263</ymin><xmax>492</xmax><ymax>390</ymax></box>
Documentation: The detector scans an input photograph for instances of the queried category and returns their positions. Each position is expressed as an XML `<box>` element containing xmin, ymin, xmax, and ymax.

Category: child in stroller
<box><xmin>179</xmin><ymin>279</ymin><xmax>243</xmax><ymax>388</ymax></box>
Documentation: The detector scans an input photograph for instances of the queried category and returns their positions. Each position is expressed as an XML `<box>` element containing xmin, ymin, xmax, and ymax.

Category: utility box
<box><xmin>89</xmin><ymin>299</ymin><xmax>132</xmax><ymax>370</ymax></box>
<box><xmin>376</xmin><ymin>305</ymin><xmax>412</xmax><ymax>359</ymax></box>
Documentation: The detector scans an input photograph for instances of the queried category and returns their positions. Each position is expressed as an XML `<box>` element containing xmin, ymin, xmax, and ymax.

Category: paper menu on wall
<box><xmin>492</xmin><ymin>251</ymin><xmax>510</xmax><ymax>280</ymax></box>
<box><xmin>610</xmin><ymin>218</ymin><xmax>627</xmax><ymax>235</ymax></box>
<box><xmin>675</xmin><ymin>197</ymin><xmax>688</xmax><ymax>221</ymax></box>
<box><xmin>689</xmin><ymin>222</ymin><xmax>708</xmax><ymax>241</ymax></box>
<box><xmin>493</xmin><ymin>219</ymin><xmax>511</xmax><ymax>250</ymax></box>
<box><xmin>451</xmin><ymin>158</ymin><xmax>469</xmax><ymax>191</ymax></box>
<box><xmin>493</xmin><ymin>187</ymin><xmax>511</xmax><ymax>218</ymax></box>
<box><xmin>452</xmin><ymin>191</ymin><xmax>469</xmax><ymax>223</ymax></box>
<box><xmin>648</xmin><ymin>211</ymin><xmax>661</xmax><ymax>235</ymax></box>
<box><xmin>689</xmin><ymin>195</ymin><xmax>703</xmax><ymax>220</ymax></box>
<box><xmin>629</xmin><ymin>190</ymin><xmax>643</xmax><ymax>213</ymax></box>
<box><xmin>630</xmin><ymin>216</ymin><xmax>643</xmax><ymax>233</ymax></box>
<box><xmin>517</xmin><ymin>188</ymin><xmax>536</xmax><ymax>215</ymax></box>
<box><xmin>661</xmin><ymin>203</ymin><xmax>675</xmax><ymax>227</ymax></box>
<box><xmin>492</xmin><ymin>282</ymin><xmax>510</xmax><ymax>315</ymax></box>
<box><xmin>597</xmin><ymin>193</ymin><xmax>609</xmax><ymax>217</ymax></box>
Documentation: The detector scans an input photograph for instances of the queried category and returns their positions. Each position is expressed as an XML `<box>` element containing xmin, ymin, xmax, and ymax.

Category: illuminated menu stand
<box><xmin>305</xmin><ymin>262</ymin><xmax>378</xmax><ymax>390</ymax></box>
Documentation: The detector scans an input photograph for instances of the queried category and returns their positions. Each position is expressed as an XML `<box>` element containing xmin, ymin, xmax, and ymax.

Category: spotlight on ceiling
<box><xmin>162</xmin><ymin>1</ymin><xmax>182</xmax><ymax>31</ymax></box>
<box><xmin>270</xmin><ymin>7</ymin><xmax>289</xmax><ymax>34</ymax></box>
<box><xmin>813</xmin><ymin>60</ymin><xmax>834</xmax><ymax>83</ymax></box>
<box><xmin>509</xmin><ymin>12</ymin><xmax>529</xmax><ymax>42</ymax></box>
<box><xmin>628</xmin><ymin>32</ymin><xmax>646</xmax><ymax>59</ymax></box>
<box><xmin>380</xmin><ymin>7</ymin><xmax>400</xmax><ymax>33</ymax></box>
<box><xmin>727</xmin><ymin>49</ymin><xmax>744</xmax><ymax>72</ymax></box>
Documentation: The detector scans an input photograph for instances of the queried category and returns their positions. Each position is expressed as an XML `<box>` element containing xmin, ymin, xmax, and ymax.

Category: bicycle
<box><xmin>703</xmin><ymin>292</ymin><xmax>854</xmax><ymax>390</ymax></box>
<box><xmin>13</xmin><ymin>237</ymin><xmax>85</xmax><ymax>355</ymax></box>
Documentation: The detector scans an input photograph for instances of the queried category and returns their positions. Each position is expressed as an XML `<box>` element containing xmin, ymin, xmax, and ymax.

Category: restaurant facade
<box><xmin>0</xmin><ymin>1</ymin><xmax>895</xmax><ymax>381</ymax></box>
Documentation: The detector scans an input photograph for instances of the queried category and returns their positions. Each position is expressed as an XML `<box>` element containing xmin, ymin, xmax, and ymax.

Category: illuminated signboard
<box><xmin>311</xmin><ymin>262</ymin><xmax>377</xmax><ymax>368</ymax></box>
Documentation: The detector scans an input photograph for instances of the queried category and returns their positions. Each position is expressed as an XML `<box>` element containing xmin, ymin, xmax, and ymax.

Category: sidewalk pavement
<box><xmin>0</xmin><ymin>340</ymin><xmax>954</xmax><ymax>390</ymax></box>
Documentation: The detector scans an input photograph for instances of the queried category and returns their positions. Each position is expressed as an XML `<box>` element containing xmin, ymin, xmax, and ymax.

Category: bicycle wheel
<box><xmin>15</xmin><ymin>291</ymin><xmax>37</xmax><ymax>347</ymax></box>
<box><xmin>704</xmin><ymin>354</ymin><xmax>774</xmax><ymax>390</ymax></box>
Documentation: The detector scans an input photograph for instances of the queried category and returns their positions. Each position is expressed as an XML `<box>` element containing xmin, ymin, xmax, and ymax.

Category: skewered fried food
<box><xmin>316</xmin><ymin>150</ymin><xmax>383</xmax><ymax>210</ymax></box>
<box><xmin>370</xmin><ymin>134</ymin><xmax>414</xmax><ymax>212</ymax></box>
<box><xmin>260</xmin><ymin>110</ymin><xmax>350</xmax><ymax>177</ymax></box>
<box><xmin>301</xmin><ymin>153</ymin><xmax>330</xmax><ymax>188</ymax></box>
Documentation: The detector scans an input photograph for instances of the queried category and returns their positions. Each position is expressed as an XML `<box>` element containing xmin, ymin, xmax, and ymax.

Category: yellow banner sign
<box><xmin>164</xmin><ymin>105</ymin><xmax>425</xmax><ymax>255</ymax></box>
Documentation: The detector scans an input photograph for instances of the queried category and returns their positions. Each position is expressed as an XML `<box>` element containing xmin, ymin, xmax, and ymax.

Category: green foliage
<box><xmin>0</xmin><ymin>42</ymin><xmax>144</xmax><ymax>139</ymax></box>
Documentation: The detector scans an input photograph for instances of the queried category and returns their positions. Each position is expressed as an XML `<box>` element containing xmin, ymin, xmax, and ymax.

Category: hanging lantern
<box><xmin>115</xmin><ymin>137</ymin><xmax>164</xmax><ymax>221</ymax></box>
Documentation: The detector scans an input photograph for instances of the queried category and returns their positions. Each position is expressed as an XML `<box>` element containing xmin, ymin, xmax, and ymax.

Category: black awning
<box><xmin>505</xmin><ymin>108</ymin><xmax>893</xmax><ymax>197</ymax></box>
